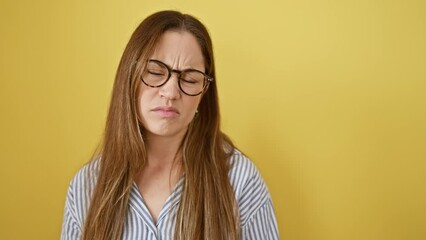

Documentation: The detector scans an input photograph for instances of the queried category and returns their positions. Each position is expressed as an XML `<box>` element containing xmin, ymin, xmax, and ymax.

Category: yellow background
<box><xmin>1</xmin><ymin>0</ymin><xmax>425</xmax><ymax>239</ymax></box>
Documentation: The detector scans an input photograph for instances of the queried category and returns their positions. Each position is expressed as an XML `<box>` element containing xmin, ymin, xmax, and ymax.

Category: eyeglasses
<box><xmin>140</xmin><ymin>59</ymin><xmax>214</xmax><ymax>96</ymax></box>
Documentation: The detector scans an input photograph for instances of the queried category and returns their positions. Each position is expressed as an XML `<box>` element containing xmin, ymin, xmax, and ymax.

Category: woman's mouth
<box><xmin>152</xmin><ymin>106</ymin><xmax>179</xmax><ymax>117</ymax></box>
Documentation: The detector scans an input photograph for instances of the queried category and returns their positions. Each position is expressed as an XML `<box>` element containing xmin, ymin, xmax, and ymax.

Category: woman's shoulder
<box><xmin>68</xmin><ymin>158</ymin><xmax>100</xmax><ymax>191</ymax></box>
<box><xmin>228</xmin><ymin>149</ymin><xmax>259</xmax><ymax>185</ymax></box>
<box><xmin>228</xmin><ymin>149</ymin><xmax>270</xmax><ymax>199</ymax></box>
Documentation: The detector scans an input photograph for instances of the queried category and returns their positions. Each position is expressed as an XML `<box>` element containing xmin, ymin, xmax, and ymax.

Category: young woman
<box><xmin>61</xmin><ymin>10</ymin><xmax>279</xmax><ymax>240</ymax></box>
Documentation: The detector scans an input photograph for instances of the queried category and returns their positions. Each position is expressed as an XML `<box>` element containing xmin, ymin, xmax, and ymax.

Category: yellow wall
<box><xmin>1</xmin><ymin>0</ymin><xmax>425</xmax><ymax>239</ymax></box>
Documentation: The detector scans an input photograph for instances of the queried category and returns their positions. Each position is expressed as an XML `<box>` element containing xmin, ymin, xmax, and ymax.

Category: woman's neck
<box><xmin>138</xmin><ymin>130</ymin><xmax>186</xmax><ymax>188</ymax></box>
<box><xmin>144</xmin><ymin>130</ymin><xmax>186</xmax><ymax>167</ymax></box>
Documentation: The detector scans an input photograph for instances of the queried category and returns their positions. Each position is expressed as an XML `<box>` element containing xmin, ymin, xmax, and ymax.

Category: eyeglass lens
<box><xmin>142</xmin><ymin>60</ymin><xmax>207</xmax><ymax>96</ymax></box>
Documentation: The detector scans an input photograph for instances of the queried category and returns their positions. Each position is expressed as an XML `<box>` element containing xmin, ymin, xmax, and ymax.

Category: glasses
<box><xmin>141</xmin><ymin>59</ymin><xmax>214</xmax><ymax>96</ymax></box>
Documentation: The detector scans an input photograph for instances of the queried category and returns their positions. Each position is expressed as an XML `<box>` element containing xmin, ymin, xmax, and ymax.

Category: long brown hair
<box><xmin>82</xmin><ymin>10</ymin><xmax>239</xmax><ymax>240</ymax></box>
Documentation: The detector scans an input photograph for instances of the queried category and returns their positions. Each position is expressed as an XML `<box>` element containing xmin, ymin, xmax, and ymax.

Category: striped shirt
<box><xmin>61</xmin><ymin>150</ymin><xmax>280</xmax><ymax>239</ymax></box>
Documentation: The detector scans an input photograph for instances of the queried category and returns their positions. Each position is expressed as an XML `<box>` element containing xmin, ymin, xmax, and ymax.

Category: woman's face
<box><xmin>136</xmin><ymin>30</ymin><xmax>205</xmax><ymax>139</ymax></box>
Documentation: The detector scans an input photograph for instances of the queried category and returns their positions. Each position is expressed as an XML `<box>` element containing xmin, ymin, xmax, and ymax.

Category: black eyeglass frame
<box><xmin>140</xmin><ymin>59</ymin><xmax>214</xmax><ymax>96</ymax></box>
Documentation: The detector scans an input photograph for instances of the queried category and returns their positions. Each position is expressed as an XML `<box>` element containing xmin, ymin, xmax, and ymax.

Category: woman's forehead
<box><xmin>150</xmin><ymin>30</ymin><xmax>205</xmax><ymax>70</ymax></box>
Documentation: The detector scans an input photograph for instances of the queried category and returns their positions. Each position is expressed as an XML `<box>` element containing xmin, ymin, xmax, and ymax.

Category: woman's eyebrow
<box><xmin>151</xmin><ymin>58</ymin><xmax>204</xmax><ymax>71</ymax></box>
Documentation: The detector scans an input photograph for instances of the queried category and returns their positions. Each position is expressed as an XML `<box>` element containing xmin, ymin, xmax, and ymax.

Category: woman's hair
<box><xmin>82</xmin><ymin>10</ymin><xmax>238</xmax><ymax>240</ymax></box>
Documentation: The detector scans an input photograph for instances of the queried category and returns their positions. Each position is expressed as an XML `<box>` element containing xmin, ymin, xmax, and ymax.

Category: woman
<box><xmin>61</xmin><ymin>10</ymin><xmax>279</xmax><ymax>240</ymax></box>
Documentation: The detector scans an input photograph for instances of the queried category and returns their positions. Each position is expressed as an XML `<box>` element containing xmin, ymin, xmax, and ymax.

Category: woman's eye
<box><xmin>148</xmin><ymin>71</ymin><xmax>165</xmax><ymax>76</ymax></box>
<box><xmin>181</xmin><ymin>78</ymin><xmax>198</xmax><ymax>84</ymax></box>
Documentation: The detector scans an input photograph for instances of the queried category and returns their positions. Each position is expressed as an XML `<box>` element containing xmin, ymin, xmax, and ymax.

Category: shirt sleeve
<box><xmin>235</xmin><ymin>155</ymin><xmax>280</xmax><ymax>240</ymax></box>
<box><xmin>61</xmin><ymin>181</ymin><xmax>82</xmax><ymax>240</ymax></box>
<box><xmin>241</xmin><ymin>198</ymin><xmax>279</xmax><ymax>240</ymax></box>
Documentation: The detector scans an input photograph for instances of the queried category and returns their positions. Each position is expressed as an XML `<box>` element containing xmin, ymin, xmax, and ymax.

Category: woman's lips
<box><xmin>152</xmin><ymin>106</ymin><xmax>179</xmax><ymax>117</ymax></box>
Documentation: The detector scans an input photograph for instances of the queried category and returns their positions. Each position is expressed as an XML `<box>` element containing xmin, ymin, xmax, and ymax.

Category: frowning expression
<box><xmin>136</xmin><ymin>30</ymin><xmax>205</xmax><ymax>139</ymax></box>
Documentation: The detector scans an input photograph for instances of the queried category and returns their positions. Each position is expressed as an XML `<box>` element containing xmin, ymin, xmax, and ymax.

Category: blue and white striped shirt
<box><xmin>61</xmin><ymin>150</ymin><xmax>280</xmax><ymax>239</ymax></box>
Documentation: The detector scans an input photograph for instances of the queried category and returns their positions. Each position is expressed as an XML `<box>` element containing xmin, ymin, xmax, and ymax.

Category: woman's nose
<box><xmin>159</xmin><ymin>73</ymin><xmax>181</xmax><ymax>100</ymax></box>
